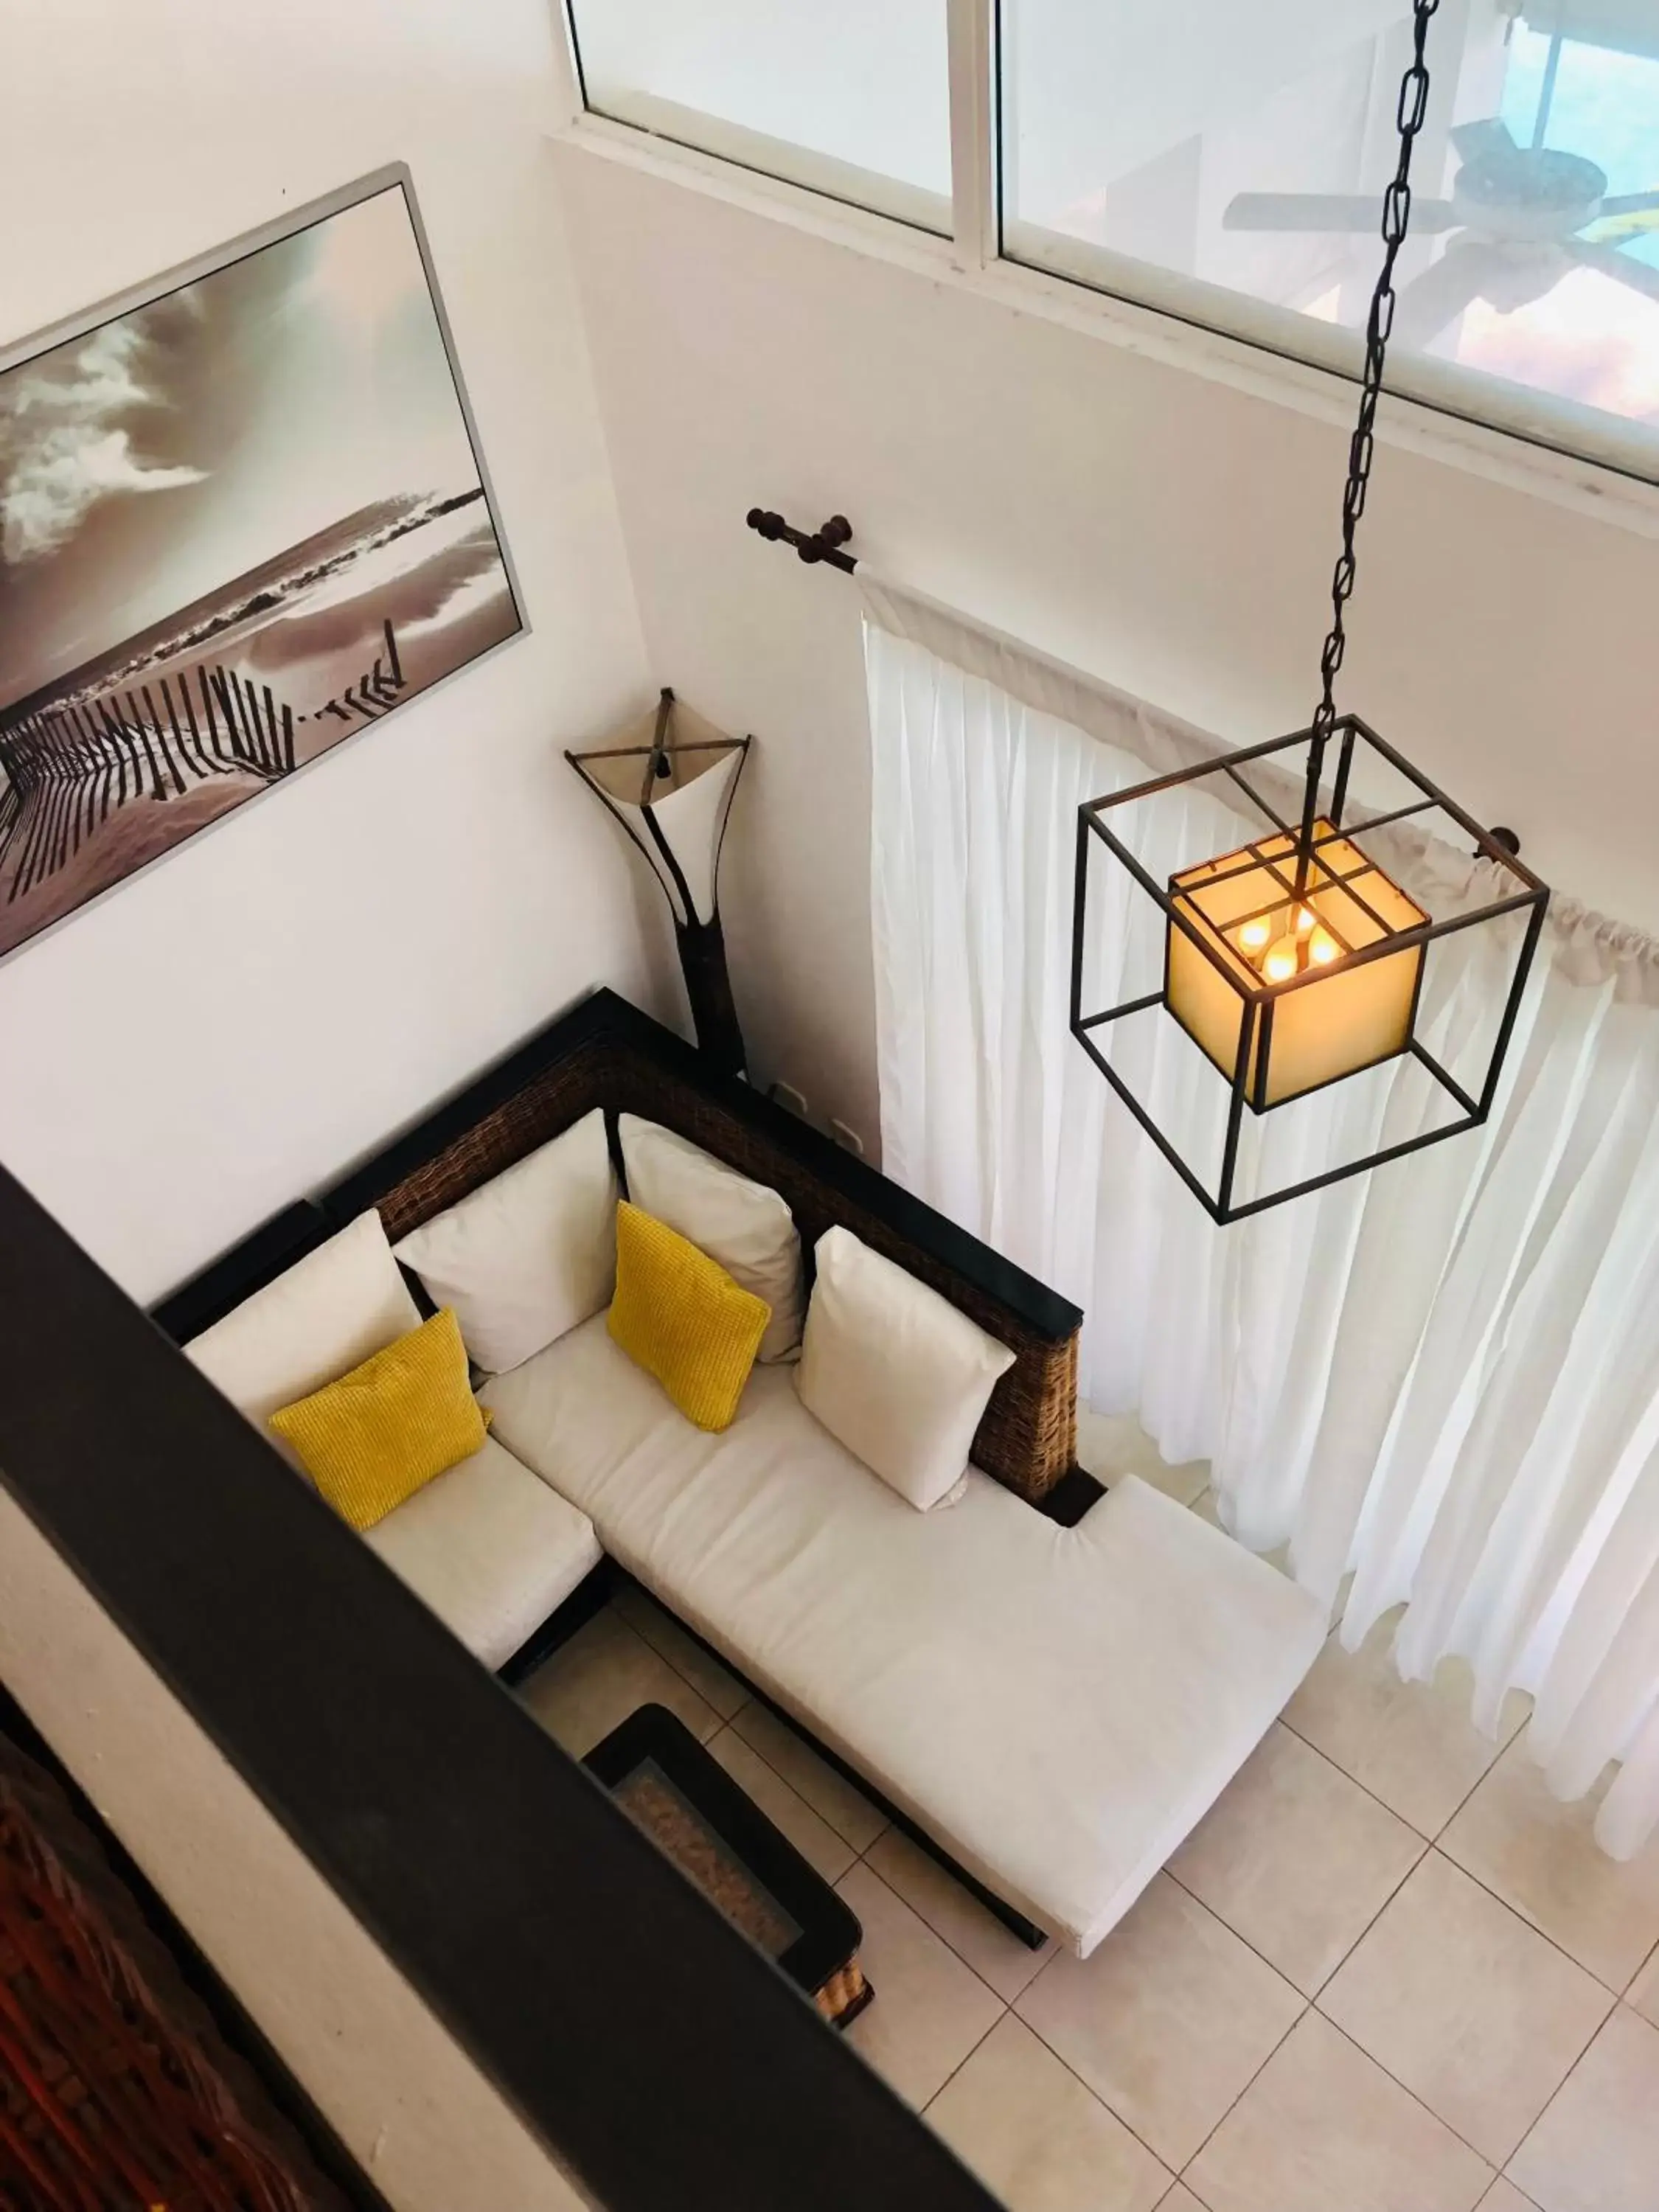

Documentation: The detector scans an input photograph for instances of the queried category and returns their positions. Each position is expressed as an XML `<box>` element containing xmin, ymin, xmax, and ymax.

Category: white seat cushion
<box><xmin>481</xmin><ymin>1318</ymin><xmax>1326</xmax><ymax>1953</ymax></box>
<box><xmin>363</xmin><ymin>1433</ymin><xmax>601</xmax><ymax>1672</ymax></box>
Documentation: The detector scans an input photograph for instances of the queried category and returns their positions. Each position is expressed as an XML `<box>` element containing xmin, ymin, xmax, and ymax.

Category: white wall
<box><xmin>0</xmin><ymin>0</ymin><xmax>674</xmax><ymax>1304</ymax></box>
<box><xmin>555</xmin><ymin>145</ymin><xmax>1659</xmax><ymax>1152</ymax></box>
<box><xmin>0</xmin><ymin>1493</ymin><xmax>593</xmax><ymax>2212</ymax></box>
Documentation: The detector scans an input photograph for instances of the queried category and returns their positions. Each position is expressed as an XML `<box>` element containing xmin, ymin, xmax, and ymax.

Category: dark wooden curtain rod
<box><xmin>745</xmin><ymin>508</ymin><xmax>858</xmax><ymax>573</ymax></box>
<box><xmin>742</xmin><ymin>507</ymin><xmax>1524</xmax><ymax>859</ymax></box>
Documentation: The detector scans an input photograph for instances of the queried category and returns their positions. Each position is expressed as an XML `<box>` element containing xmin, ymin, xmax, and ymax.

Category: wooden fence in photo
<box><xmin>0</xmin><ymin>621</ymin><xmax>406</xmax><ymax>908</ymax></box>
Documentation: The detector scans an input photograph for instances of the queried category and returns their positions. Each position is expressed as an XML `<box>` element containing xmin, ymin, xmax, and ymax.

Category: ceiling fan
<box><xmin>1224</xmin><ymin>116</ymin><xmax>1659</xmax><ymax>346</ymax></box>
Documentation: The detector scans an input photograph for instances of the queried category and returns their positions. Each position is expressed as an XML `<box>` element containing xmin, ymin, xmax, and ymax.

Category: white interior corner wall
<box><xmin>0</xmin><ymin>0</ymin><xmax>672</xmax><ymax>1304</ymax></box>
<box><xmin>0</xmin><ymin>1492</ymin><xmax>594</xmax><ymax>2212</ymax></box>
<box><xmin>554</xmin><ymin>144</ymin><xmax>1659</xmax><ymax>1155</ymax></box>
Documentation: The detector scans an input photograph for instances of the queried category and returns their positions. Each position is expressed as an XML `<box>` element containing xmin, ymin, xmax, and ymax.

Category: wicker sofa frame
<box><xmin>156</xmin><ymin>988</ymin><xmax>1087</xmax><ymax>1509</ymax></box>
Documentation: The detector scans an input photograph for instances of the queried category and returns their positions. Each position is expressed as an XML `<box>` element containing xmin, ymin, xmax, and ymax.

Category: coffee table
<box><xmin>585</xmin><ymin>1703</ymin><xmax>873</xmax><ymax>2029</ymax></box>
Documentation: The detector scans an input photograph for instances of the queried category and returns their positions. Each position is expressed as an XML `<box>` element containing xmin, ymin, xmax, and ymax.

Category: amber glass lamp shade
<box><xmin>1166</xmin><ymin>820</ymin><xmax>1428</xmax><ymax>1110</ymax></box>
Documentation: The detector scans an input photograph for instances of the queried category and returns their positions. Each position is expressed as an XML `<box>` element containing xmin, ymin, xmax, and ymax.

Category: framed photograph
<box><xmin>0</xmin><ymin>167</ymin><xmax>523</xmax><ymax>961</ymax></box>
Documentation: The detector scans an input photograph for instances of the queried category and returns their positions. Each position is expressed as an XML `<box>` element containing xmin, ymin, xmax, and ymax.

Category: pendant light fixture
<box><xmin>1071</xmin><ymin>0</ymin><xmax>1549</xmax><ymax>1223</ymax></box>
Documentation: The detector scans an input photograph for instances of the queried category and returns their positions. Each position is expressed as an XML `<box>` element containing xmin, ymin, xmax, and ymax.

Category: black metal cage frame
<box><xmin>1071</xmin><ymin>714</ymin><xmax>1551</xmax><ymax>1224</ymax></box>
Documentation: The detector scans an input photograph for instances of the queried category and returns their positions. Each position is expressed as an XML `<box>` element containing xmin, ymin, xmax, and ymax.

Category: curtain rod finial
<box><xmin>745</xmin><ymin>507</ymin><xmax>858</xmax><ymax>574</ymax></box>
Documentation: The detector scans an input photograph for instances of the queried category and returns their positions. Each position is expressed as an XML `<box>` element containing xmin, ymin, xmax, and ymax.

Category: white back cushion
<box><xmin>184</xmin><ymin>1209</ymin><xmax>420</xmax><ymax>1427</ymax></box>
<box><xmin>393</xmin><ymin>1107</ymin><xmax>617</xmax><ymax>1375</ymax></box>
<box><xmin>796</xmin><ymin>1226</ymin><xmax>1015</xmax><ymax>1511</ymax></box>
<box><xmin>619</xmin><ymin>1113</ymin><xmax>804</xmax><ymax>1363</ymax></box>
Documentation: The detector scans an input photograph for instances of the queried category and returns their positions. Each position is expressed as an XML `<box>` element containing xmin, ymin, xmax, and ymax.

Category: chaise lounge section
<box><xmin>481</xmin><ymin>1314</ymin><xmax>1323</xmax><ymax>1955</ymax></box>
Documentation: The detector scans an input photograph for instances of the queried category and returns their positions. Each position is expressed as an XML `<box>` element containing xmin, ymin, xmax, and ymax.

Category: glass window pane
<box><xmin>1001</xmin><ymin>3</ymin><xmax>1659</xmax><ymax>480</ymax></box>
<box><xmin>570</xmin><ymin>0</ymin><xmax>952</xmax><ymax>234</ymax></box>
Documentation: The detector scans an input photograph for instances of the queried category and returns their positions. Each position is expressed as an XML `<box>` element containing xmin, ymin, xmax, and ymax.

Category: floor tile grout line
<box><xmin>1276</xmin><ymin>1661</ymin><xmax>1653</xmax><ymax>2000</ymax></box>
<box><xmin>999</xmin><ymin>1863</ymin><xmax>1314</xmax><ymax>2177</ymax></box>
<box><xmin>1423</xmin><ymin>1835</ymin><xmax>1641</xmax><ymax>2001</ymax></box>
<box><xmin>1012</xmin><ymin>2000</ymin><xmax>1225</xmax><ymax>2180</ymax></box>
<box><xmin>856</xmin><ymin>1829</ymin><xmax>1053</xmax><ymax>2001</ymax></box>
<box><xmin>1082</xmin><ymin>1736</ymin><xmax>1564</xmax><ymax>2182</ymax></box>
<box><xmin>733</xmin><ymin>1725</ymin><xmax>886</xmax><ymax>1862</ymax></box>
<box><xmin>917</xmin><ymin>2002</ymin><xmax>1011</xmax><ymax>2118</ymax></box>
<box><xmin>1275</xmin><ymin>1681</ymin><xmax>1523</xmax><ymax>1851</ymax></box>
<box><xmin>1161</xmin><ymin>1816</ymin><xmax>1430</xmax><ymax>2008</ymax></box>
<box><xmin>1306</xmin><ymin>1974</ymin><xmax>1613</xmax><ymax>2176</ymax></box>
<box><xmin>1425</xmin><ymin>1701</ymin><xmax>1532</xmax><ymax>1851</ymax></box>
<box><xmin>1164</xmin><ymin>1718</ymin><xmax>1436</xmax><ymax>1997</ymax></box>
<box><xmin>1289</xmin><ymin>2009</ymin><xmax>1503</xmax><ymax>2185</ymax></box>
<box><xmin>977</xmin><ymin>1836</ymin><xmax>1607</xmax><ymax>2191</ymax></box>
<box><xmin>1168</xmin><ymin>1992</ymin><xmax>1310</xmax><ymax>2185</ymax></box>
<box><xmin>847</xmin><ymin>1857</ymin><xmax>1006</xmax><ymax>2012</ymax></box>
<box><xmin>1159</xmin><ymin>1861</ymin><xmax>1321</xmax><ymax>2000</ymax></box>
<box><xmin>1304</xmin><ymin>1833</ymin><xmax>1430</xmax><ymax>2003</ymax></box>
<box><xmin>1493</xmin><ymin>2180</ymin><xmax>1544</xmax><ymax>2212</ymax></box>
<box><xmin>1270</xmin><ymin>1705</ymin><xmax>1450</xmax><ymax>1841</ymax></box>
<box><xmin>613</xmin><ymin>1590</ymin><xmax>752</xmax><ymax>1728</ymax></box>
<box><xmin>1495</xmin><ymin>1984</ymin><xmax>1630</xmax><ymax>2178</ymax></box>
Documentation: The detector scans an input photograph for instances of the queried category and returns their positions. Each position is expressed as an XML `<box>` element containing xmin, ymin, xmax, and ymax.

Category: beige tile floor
<box><xmin>519</xmin><ymin>1413</ymin><xmax>1659</xmax><ymax>2212</ymax></box>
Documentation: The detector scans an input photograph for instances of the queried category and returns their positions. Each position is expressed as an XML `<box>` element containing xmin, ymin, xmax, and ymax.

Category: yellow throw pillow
<box><xmin>268</xmin><ymin>1307</ymin><xmax>487</xmax><ymax>1531</ymax></box>
<box><xmin>608</xmin><ymin>1200</ymin><xmax>770</xmax><ymax>1432</ymax></box>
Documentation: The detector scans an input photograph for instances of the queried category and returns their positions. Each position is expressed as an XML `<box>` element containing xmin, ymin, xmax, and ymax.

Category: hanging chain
<box><xmin>1312</xmin><ymin>0</ymin><xmax>1440</xmax><ymax>746</ymax></box>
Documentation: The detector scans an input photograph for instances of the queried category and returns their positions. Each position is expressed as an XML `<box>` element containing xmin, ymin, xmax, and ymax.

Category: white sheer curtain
<box><xmin>864</xmin><ymin>577</ymin><xmax>1659</xmax><ymax>1859</ymax></box>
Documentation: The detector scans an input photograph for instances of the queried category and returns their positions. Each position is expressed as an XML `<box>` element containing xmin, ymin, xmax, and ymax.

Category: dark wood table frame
<box><xmin>585</xmin><ymin>1705</ymin><xmax>872</xmax><ymax>2031</ymax></box>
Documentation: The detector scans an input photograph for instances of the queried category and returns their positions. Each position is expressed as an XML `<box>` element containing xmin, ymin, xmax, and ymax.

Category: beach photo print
<box><xmin>0</xmin><ymin>170</ymin><xmax>521</xmax><ymax>959</ymax></box>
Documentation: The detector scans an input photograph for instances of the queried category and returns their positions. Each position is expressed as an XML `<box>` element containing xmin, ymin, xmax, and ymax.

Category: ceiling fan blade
<box><xmin>1224</xmin><ymin>192</ymin><xmax>1458</xmax><ymax>234</ymax></box>
<box><xmin>1597</xmin><ymin>192</ymin><xmax>1659</xmax><ymax>217</ymax></box>
<box><xmin>1450</xmin><ymin>116</ymin><xmax>1517</xmax><ymax>161</ymax></box>
<box><xmin>1391</xmin><ymin>245</ymin><xmax>1496</xmax><ymax>349</ymax></box>
<box><xmin>1571</xmin><ymin>240</ymin><xmax>1659</xmax><ymax>302</ymax></box>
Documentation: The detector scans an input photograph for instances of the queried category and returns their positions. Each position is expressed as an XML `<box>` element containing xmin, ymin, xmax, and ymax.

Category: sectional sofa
<box><xmin>157</xmin><ymin>989</ymin><xmax>1326</xmax><ymax>1957</ymax></box>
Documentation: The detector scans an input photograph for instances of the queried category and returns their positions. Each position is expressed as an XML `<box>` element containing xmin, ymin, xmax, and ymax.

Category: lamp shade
<box><xmin>567</xmin><ymin>691</ymin><xmax>753</xmax><ymax>1076</ymax></box>
<box><xmin>1166</xmin><ymin>819</ymin><xmax>1427</xmax><ymax>1110</ymax></box>
<box><xmin>566</xmin><ymin>696</ymin><xmax>748</xmax><ymax>931</ymax></box>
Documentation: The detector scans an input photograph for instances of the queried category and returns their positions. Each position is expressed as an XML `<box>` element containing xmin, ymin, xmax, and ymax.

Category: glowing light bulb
<box><xmin>1295</xmin><ymin>905</ymin><xmax>1318</xmax><ymax>936</ymax></box>
<box><xmin>1262</xmin><ymin>942</ymin><xmax>1299</xmax><ymax>984</ymax></box>
<box><xmin>1237</xmin><ymin>917</ymin><xmax>1272</xmax><ymax>956</ymax></box>
<box><xmin>1310</xmin><ymin>929</ymin><xmax>1340</xmax><ymax>966</ymax></box>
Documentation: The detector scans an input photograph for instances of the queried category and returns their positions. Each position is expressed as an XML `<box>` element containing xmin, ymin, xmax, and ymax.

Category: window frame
<box><xmin>547</xmin><ymin>0</ymin><xmax>1659</xmax><ymax>532</ymax></box>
